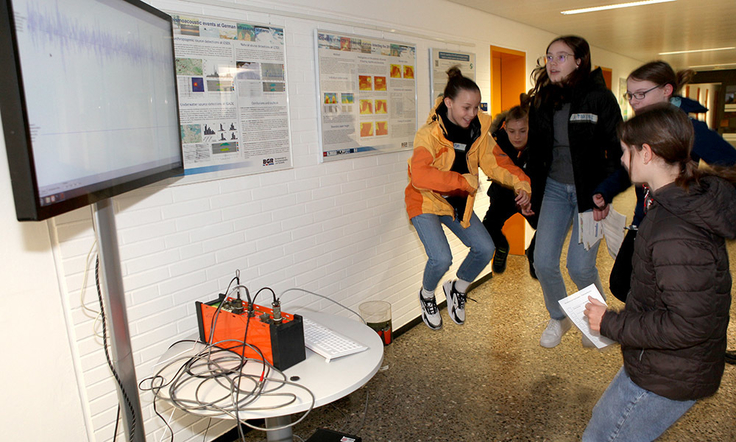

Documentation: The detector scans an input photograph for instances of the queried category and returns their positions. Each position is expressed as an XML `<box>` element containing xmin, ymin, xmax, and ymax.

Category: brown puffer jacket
<box><xmin>600</xmin><ymin>176</ymin><xmax>736</xmax><ymax>401</ymax></box>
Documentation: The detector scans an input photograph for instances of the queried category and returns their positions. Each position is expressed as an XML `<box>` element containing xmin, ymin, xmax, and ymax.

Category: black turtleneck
<box><xmin>436</xmin><ymin>101</ymin><xmax>480</xmax><ymax>218</ymax></box>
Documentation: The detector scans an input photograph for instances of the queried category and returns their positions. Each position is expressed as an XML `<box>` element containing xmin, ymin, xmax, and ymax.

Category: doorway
<box><xmin>490</xmin><ymin>46</ymin><xmax>526</xmax><ymax>118</ymax></box>
<box><xmin>490</xmin><ymin>46</ymin><xmax>531</xmax><ymax>256</ymax></box>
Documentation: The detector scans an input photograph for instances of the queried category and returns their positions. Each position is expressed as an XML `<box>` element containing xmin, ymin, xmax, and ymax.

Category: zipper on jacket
<box><xmin>639</xmin><ymin>349</ymin><xmax>644</xmax><ymax>361</ymax></box>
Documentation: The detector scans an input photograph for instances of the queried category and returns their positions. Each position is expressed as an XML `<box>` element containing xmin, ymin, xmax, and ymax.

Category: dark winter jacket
<box><xmin>600</xmin><ymin>176</ymin><xmax>736</xmax><ymax>400</ymax></box>
<box><xmin>487</xmin><ymin>126</ymin><xmax>536</xmax><ymax>226</ymax></box>
<box><xmin>527</xmin><ymin>68</ymin><xmax>623</xmax><ymax>214</ymax></box>
<box><xmin>594</xmin><ymin>96</ymin><xmax>736</xmax><ymax>226</ymax></box>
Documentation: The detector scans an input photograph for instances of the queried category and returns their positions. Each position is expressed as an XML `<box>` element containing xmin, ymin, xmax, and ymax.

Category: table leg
<box><xmin>265</xmin><ymin>415</ymin><xmax>293</xmax><ymax>442</ymax></box>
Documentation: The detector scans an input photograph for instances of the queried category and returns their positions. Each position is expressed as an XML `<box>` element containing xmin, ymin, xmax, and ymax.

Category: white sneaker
<box><xmin>540</xmin><ymin>318</ymin><xmax>572</xmax><ymax>348</ymax></box>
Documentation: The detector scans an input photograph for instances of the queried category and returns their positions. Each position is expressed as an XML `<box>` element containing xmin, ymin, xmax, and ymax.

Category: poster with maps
<box><xmin>170</xmin><ymin>13</ymin><xmax>292</xmax><ymax>178</ymax></box>
<box><xmin>315</xmin><ymin>30</ymin><xmax>417</xmax><ymax>161</ymax></box>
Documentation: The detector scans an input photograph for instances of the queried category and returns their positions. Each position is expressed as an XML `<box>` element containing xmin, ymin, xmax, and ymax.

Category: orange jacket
<box><xmin>405</xmin><ymin>100</ymin><xmax>531</xmax><ymax>228</ymax></box>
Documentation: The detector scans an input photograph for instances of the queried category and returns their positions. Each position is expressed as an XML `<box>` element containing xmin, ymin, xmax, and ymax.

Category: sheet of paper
<box><xmin>578</xmin><ymin>212</ymin><xmax>602</xmax><ymax>250</ymax></box>
<box><xmin>577</xmin><ymin>208</ymin><xmax>627</xmax><ymax>258</ymax></box>
<box><xmin>558</xmin><ymin>284</ymin><xmax>616</xmax><ymax>349</ymax></box>
<box><xmin>601</xmin><ymin>208</ymin><xmax>627</xmax><ymax>258</ymax></box>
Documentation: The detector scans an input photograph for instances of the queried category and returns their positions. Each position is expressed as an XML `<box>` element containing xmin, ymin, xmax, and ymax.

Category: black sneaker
<box><xmin>443</xmin><ymin>280</ymin><xmax>466</xmax><ymax>325</ymax></box>
<box><xmin>492</xmin><ymin>247</ymin><xmax>508</xmax><ymax>274</ymax></box>
<box><xmin>419</xmin><ymin>289</ymin><xmax>442</xmax><ymax>330</ymax></box>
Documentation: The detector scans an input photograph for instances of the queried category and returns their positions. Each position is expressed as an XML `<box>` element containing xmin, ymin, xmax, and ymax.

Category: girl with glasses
<box><xmin>525</xmin><ymin>35</ymin><xmax>623</xmax><ymax>348</ymax></box>
<box><xmin>594</xmin><ymin>60</ymin><xmax>736</xmax><ymax>305</ymax></box>
<box><xmin>583</xmin><ymin>103</ymin><xmax>736</xmax><ymax>441</ymax></box>
<box><xmin>405</xmin><ymin>66</ymin><xmax>532</xmax><ymax>330</ymax></box>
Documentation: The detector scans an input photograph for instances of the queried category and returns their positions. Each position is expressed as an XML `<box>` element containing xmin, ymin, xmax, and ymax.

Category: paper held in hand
<box><xmin>558</xmin><ymin>284</ymin><xmax>616</xmax><ymax>349</ymax></box>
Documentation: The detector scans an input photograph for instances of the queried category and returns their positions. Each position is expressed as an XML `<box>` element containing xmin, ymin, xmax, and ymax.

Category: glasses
<box><xmin>624</xmin><ymin>85</ymin><xmax>662</xmax><ymax>101</ymax></box>
<box><xmin>543</xmin><ymin>53</ymin><xmax>574</xmax><ymax>64</ymax></box>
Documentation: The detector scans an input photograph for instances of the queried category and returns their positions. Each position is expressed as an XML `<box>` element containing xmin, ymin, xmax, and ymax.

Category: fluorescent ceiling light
<box><xmin>561</xmin><ymin>0</ymin><xmax>675</xmax><ymax>15</ymax></box>
<box><xmin>690</xmin><ymin>62</ymin><xmax>736</xmax><ymax>68</ymax></box>
<box><xmin>659</xmin><ymin>47</ymin><xmax>735</xmax><ymax>55</ymax></box>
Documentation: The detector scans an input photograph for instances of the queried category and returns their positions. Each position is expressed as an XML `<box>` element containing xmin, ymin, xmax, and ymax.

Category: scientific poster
<box><xmin>429</xmin><ymin>49</ymin><xmax>475</xmax><ymax>103</ymax></box>
<box><xmin>171</xmin><ymin>14</ymin><xmax>292</xmax><ymax>177</ymax></box>
<box><xmin>315</xmin><ymin>30</ymin><xmax>417</xmax><ymax>161</ymax></box>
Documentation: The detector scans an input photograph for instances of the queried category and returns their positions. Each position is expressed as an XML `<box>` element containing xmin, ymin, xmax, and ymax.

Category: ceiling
<box><xmin>447</xmin><ymin>0</ymin><xmax>736</xmax><ymax>71</ymax></box>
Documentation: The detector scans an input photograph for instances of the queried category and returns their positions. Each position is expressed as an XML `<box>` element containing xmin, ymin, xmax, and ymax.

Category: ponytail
<box><xmin>443</xmin><ymin>66</ymin><xmax>480</xmax><ymax>100</ymax></box>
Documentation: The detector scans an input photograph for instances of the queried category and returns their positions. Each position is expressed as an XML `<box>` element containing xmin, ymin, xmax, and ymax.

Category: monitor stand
<box><xmin>93</xmin><ymin>199</ymin><xmax>145</xmax><ymax>441</ymax></box>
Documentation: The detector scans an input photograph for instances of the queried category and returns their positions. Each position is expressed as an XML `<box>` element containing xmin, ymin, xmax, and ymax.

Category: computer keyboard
<box><xmin>302</xmin><ymin>317</ymin><xmax>368</xmax><ymax>362</ymax></box>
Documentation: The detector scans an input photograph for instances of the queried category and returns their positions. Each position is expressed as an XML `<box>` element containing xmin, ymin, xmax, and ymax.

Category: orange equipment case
<box><xmin>195</xmin><ymin>295</ymin><xmax>306</xmax><ymax>370</ymax></box>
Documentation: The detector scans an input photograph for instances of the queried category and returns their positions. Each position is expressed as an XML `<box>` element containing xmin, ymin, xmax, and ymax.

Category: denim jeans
<box><xmin>534</xmin><ymin>178</ymin><xmax>603</xmax><ymax>320</ymax></box>
<box><xmin>411</xmin><ymin>212</ymin><xmax>494</xmax><ymax>291</ymax></box>
<box><xmin>583</xmin><ymin>367</ymin><xmax>696</xmax><ymax>441</ymax></box>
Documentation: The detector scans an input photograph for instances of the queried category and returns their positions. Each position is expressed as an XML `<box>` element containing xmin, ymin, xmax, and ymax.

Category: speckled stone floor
<box><xmin>231</xmin><ymin>190</ymin><xmax>736</xmax><ymax>442</ymax></box>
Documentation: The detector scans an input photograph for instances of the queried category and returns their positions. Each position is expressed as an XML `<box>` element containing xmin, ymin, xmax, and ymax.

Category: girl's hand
<box><xmin>514</xmin><ymin>189</ymin><xmax>530</xmax><ymax>207</ymax></box>
<box><xmin>520</xmin><ymin>203</ymin><xmax>534</xmax><ymax>217</ymax></box>
<box><xmin>584</xmin><ymin>296</ymin><xmax>607</xmax><ymax>333</ymax></box>
<box><xmin>592</xmin><ymin>193</ymin><xmax>610</xmax><ymax>221</ymax></box>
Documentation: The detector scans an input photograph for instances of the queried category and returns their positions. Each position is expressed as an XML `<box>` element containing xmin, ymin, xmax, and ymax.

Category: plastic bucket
<box><xmin>359</xmin><ymin>301</ymin><xmax>392</xmax><ymax>345</ymax></box>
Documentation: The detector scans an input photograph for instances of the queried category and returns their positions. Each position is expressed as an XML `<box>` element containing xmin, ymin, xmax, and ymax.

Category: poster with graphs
<box><xmin>170</xmin><ymin>13</ymin><xmax>293</xmax><ymax>178</ymax></box>
<box><xmin>315</xmin><ymin>30</ymin><xmax>417</xmax><ymax>161</ymax></box>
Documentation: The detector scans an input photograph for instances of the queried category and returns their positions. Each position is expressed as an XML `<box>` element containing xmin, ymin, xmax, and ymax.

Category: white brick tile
<box><xmin>161</xmin><ymin>198</ymin><xmax>211</xmax><ymax>219</ymax></box>
<box><xmin>126</xmin><ymin>248</ymin><xmax>180</xmax><ymax>275</ymax></box>
<box><xmin>118</xmin><ymin>237</ymin><xmax>168</xmax><ymax>261</ymax></box>
<box><xmin>214</xmin><ymin>241</ymin><xmax>258</xmax><ymax>264</ymax></box>
<box><xmin>158</xmin><ymin>271</ymin><xmax>208</xmax><ymax>297</ymax></box>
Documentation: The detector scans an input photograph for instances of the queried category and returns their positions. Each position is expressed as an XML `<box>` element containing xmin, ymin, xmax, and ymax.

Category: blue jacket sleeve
<box><xmin>691</xmin><ymin>119</ymin><xmax>736</xmax><ymax>166</ymax></box>
<box><xmin>593</xmin><ymin>166</ymin><xmax>631</xmax><ymax>204</ymax></box>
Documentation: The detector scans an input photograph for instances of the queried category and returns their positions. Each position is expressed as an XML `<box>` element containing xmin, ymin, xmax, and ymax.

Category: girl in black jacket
<box><xmin>583</xmin><ymin>104</ymin><xmax>736</xmax><ymax>441</ymax></box>
<box><xmin>526</xmin><ymin>35</ymin><xmax>623</xmax><ymax>348</ymax></box>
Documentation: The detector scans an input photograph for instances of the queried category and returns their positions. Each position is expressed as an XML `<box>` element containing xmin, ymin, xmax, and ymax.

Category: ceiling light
<box><xmin>659</xmin><ymin>47</ymin><xmax>735</xmax><ymax>55</ymax></box>
<box><xmin>689</xmin><ymin>62</ymin><xmax>736</xmax><ymax>68</ymax></box>
<box><xmin>561</xmin><ymin>0</ymin><xmax>675</xmax><ymax>15</ymax></box>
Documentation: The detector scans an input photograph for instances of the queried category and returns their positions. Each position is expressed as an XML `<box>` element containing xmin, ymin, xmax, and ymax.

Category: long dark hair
<box><xmin>443</xmin><ymin>65</ymin><xmax>480</xmax><ymax>100</ymax></box>
<box><xmin>628</xmin><ymin>61</ymin><xmax>695</xmax><ymax>96</ymax></box>
<box><xmin>618</xmin><ymin>103</ymin><xmax>736</xmax><ymax>189</ymax></box>
<box><xmin>529</xmin><ymin>35</ymin><xmax>592</xmax><ymax>107</ymax></box>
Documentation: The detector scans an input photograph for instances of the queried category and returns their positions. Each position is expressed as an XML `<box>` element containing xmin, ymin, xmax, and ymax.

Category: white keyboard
<box><xmin>302</xmin><ymin>317</ymin><xmax>368</xmax><ymax>362</ymax></box>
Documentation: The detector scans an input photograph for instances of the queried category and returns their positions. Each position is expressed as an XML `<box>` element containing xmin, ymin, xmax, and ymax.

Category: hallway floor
<box><xmin>233</xmin><ymin>190</ymin><xmax>736</xmax><ymax>441</ymax></box>
<box><xmin>234</xmin><ymin>248</ymin><xmax>736</xmax><ymax>441</ymax></box>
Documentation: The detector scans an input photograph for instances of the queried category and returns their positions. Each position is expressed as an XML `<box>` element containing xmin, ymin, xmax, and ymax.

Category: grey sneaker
<box><xmin>540</xmin><ymin>318</ymin><xmax>572</xmax><ymax>348</ymax></box>
<box><xmin>419</xmin><ymin>289</ymin><xmax>442</xmax><ymax>330</ymax></box>
<box><xmin>443</xmin><ymin>280</ymin><xmax>466</xmax><ymax>325</ymax></box>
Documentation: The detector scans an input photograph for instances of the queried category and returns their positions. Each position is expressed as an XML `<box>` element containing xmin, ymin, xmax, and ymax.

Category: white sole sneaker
<box><xmin>540</xmin><ymin>318</ymin><xmax>572</xmax><ymax>348</ymax></box>
<box><xmin>419</xmin><ymin>290</ymin><xmax>442</xmax><ymax>330</ymax></box>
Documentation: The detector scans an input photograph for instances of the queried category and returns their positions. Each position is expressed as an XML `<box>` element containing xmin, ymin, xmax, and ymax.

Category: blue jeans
<box><xmin>411</xmin><ymin>212</ymin><xmax>494</xmax><ymax>291</ymax></box>
<box><xmin>583</xmin><ymin>367</ymin><xmax>696</xmax><ymax>441</ymax></box>
<box><xmin>534</xmin><ymin>178</ymin><xmax>603</xmax><ymax>320</ymax></box>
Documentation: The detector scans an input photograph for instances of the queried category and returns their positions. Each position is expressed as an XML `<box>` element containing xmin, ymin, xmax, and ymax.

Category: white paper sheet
<box><xmin>558</xmin><ymin>284</ymin><xmax>616</xmax><ymax>349</ymax></box>
<box><xmin>577</xmin><ymin>208</ymin><xmax>627</xmax><ymax>258</ymax></box>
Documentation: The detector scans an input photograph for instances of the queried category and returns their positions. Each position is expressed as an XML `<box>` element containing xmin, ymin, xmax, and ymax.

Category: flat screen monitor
<box><xmin>0</xmin><ymin>0</ymin><xmax>183</xmax><ymax>221</ymax></box>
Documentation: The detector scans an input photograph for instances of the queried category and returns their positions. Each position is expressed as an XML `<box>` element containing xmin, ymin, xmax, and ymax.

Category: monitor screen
<box><xmin>0</xmin><ymin>0</ymin><xmax>183</xmax><ymax>221</ymax></box>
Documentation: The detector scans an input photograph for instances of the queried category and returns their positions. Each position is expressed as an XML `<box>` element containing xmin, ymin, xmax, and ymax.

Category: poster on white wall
<box><xmin>315</xmin><ymin>30</ymin><xmax>418</xmax><ymax>161</ymax></box>
<box><xmin>429</xmin><ymin>49</ymin><xmax>476</xmax><ymax>104</ymax></box>
<box><xmin>169</xmin><ymin>13</ymin><xmax>293</xmax><ymax>178</ymax></box>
